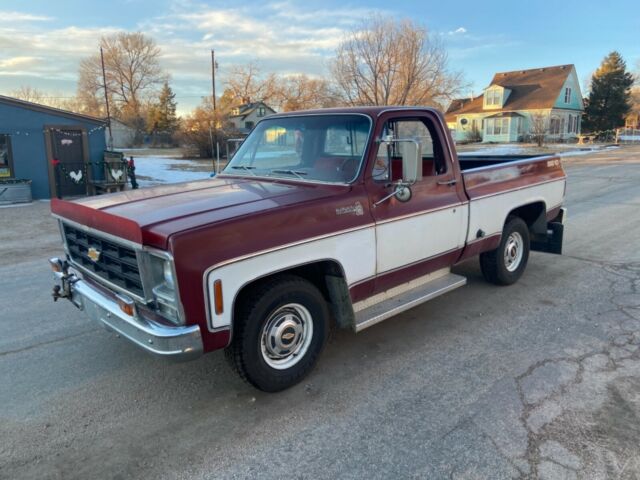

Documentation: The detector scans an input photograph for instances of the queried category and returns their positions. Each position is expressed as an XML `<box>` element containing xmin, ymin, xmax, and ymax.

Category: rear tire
<box><xmin>225</xmin><ymin>275</ymin><xmax>329</xmax><ymax>392</ymax></box>
<box><xmin>480</xmin><ymin>216</ymin><xmax>530</xmax><ymax>285</ymax></box>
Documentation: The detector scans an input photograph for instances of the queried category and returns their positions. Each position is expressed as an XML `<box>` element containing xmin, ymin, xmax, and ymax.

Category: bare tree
<box><xmin>10</xmin><ymin>85</ymin><xmax>81</xmax><ymax>112</ymax></box>
<box><xmin>331</xmin><ymin>15</ymin><xmax>466</xmax><ymax>108</ymax></box>
<box><xmin>177</xmin><ymin>96</ymin><xmax>234</xmax><ymax>158</ymax></box>
<box><xmin>276</xmin><ymin>75</ymin><xmax>338</xmax><ymax>111</ymax></box>
<box><xmin>529</xmin><ymin>112</ymin><xmax>548</xmax><ymax>147</ymax></box>
<box><xmin>78</xmin><ymin>32</ymin><xmax>165</xmax><ymax>124</ymax></box>
<box><xmin>224</xmin><ymin>62</ymin><xmax>279</xmax><ymax>105</ymax></box>
<box><xmin>465</xmin><ymin>123</ymin><xmax>482</xmax><ymax>143</ymax></box>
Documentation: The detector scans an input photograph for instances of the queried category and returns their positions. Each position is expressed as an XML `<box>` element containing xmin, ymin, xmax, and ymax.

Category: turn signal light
<box><xmin>213</xmin><ymin>280</ymin><xmax>223</xmax><ymax>315</ymax></box>
<box><xmin>116</xmin><ymin>294</ymin><xmax>136</xmax><ymax>316</ymax></box>
<box><xmin>49</xmin><ymin>257</ymin><xmax>63</xmax><ymax>273</ymax></box>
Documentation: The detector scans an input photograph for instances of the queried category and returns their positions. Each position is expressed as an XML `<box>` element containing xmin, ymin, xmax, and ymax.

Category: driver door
<box><xmin>365</xmin><ymin>112</ymin><xmax>468</xmax><ymax>293</ymax></box>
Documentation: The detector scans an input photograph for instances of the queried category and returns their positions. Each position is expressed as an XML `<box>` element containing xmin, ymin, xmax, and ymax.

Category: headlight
<box><xmin>144</xmin><ymin>252</ymin><xmax>183</xmax><ymax>325</ymax></box>
<box><xmin>163</xmin><ymin>260</ymin><xmax>175</xmax><ymax>289</ymax></box>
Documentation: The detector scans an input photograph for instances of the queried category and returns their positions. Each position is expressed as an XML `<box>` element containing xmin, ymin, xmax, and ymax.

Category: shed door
<box><xmin>51</xmin><ymin>128</ymin><xmax>86</xmax><ymax>197</ymax></box>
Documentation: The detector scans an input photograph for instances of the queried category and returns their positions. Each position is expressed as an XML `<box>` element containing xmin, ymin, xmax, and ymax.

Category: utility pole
<box><xmin>211</xmin><ymin>49</ymin><xmax>217</xmax><ymax>110</ymax></box>
<box><xmin>210</xmin><ymin>49</ymin><xmax>219</xmax><ymax>165</ymax></box>
<box><xmin>100</xmin><ymin>46</ymin><xmax>113</xmax><ymax>150</ymax></box>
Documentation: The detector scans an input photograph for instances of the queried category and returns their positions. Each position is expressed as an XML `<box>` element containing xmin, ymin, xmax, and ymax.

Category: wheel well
<box><xmin>507</xmin><ymin>201</ymin><xmax>547</xmax><ymax>234</ymax></box>
<box><xmin>233</xmin><ymin>260</ymin><xmax>353</xmax><ymax>330</ymax></box>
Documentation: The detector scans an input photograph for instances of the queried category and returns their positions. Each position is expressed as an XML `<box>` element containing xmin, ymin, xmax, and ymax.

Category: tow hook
<box><xmin>49</xmin><ymin>257</ymin><xmax>77</xmax><ymax>302</ymax></box>
<box><xmin>52</xmin><ymin>284</ymin><xmax>68</xmax><ymax>302</ymax></box>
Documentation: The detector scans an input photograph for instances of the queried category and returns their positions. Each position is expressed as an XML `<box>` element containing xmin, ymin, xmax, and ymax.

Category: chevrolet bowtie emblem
<box><xmin>87</xmin><ymin>247</ymin><xmax>101</xmax><ymax>262</ymax></box>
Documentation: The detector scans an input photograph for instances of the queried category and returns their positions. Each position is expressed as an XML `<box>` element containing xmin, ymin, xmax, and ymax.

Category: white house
<box><xmin>446</xmin><ymin>64</ymin><xmax>584</xmax><ymax>143</ymax></box>
<box><xmin>228</xmin><ymin>101</ymin><xmax>276</xmax><ymax>134</ymax></box>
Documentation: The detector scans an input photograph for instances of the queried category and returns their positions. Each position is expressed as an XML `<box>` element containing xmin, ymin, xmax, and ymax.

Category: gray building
<box><xmin>0</xmin><ymin>95</ymin><xmax>107</xmax><ymax>199</ymax></box>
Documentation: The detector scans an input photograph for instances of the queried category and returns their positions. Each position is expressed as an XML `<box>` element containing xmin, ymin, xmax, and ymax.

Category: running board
<box><xmin>354</xmin><ymin>273</ymin><xmax>467</xmax><ymax>332</ymax></box>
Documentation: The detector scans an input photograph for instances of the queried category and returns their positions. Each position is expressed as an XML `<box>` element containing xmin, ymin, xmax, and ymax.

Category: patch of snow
<box><xmin>459</xmin><ymin>143</ymin><xmax>618</xmax><ymax>158</ymax></box>
<box><xmin>133</xmin><ymin>156</ymin><xmax>213</xmax><ymax>187</ymax></box>
<box><xmin>459</xmin><ymin>145</ymin><xmax>531</xmax><ymax>156</ymax></box>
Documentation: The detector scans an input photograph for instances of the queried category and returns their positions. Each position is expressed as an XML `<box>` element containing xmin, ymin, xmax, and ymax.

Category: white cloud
<box><xmin>0</xmin><ymin>11</ymin><xmax>52</xmax><ymax>22</ymax></box>
<box><xmin>0</xmin><ymin>56</ymin><xmax>41</xmax><ymax>68</ymax></box>
<box><xmin>448</xmin><ymin>27</ymin><xmax>467</xmax><ymax>35</ymax></box>
<box><xmin>0</xmin><ymin>1</ymin><xmax>386</xmax><ymax>111</ymax></box>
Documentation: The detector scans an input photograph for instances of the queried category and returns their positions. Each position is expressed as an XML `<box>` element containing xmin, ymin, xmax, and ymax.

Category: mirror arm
<box><xmin>374</xmin><ymin>181</ymin><xmax>412</xmax><ymax>207</ymax></box>
<box><xmin>374</xmin><ymin>189</ymin><xmax>399</xmax><ymax>207</ymax></box>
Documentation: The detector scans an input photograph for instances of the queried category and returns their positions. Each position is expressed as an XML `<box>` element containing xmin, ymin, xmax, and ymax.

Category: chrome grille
<box><xmin>62</xmin><ymin>223</ymin><xmax>144</xmax><ymax>298</ymax></box>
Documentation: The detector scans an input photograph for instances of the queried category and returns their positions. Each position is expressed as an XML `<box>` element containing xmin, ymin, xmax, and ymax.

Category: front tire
<box><xmin>225</xmin><ymin>275</ymin><xmax>329</xmax><ymax>392</ymax></box>
<box><xmin>480</xmin><ymin>216</ymin><xmax>530</xmax><ymax>285</ymax></box>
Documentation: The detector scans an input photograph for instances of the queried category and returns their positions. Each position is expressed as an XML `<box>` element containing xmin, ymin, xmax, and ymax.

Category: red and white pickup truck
<box><xmin>50</xmin><ymin>107</ymin><xmax>566</xmax><ymax>391</ymax></box>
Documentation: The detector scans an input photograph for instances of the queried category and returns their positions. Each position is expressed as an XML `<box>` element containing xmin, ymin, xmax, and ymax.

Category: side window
<box><xmin>373</xmin><ymin>118</ymin><xmax>446</xmax><ymax>182</ymax></box>
<box><xmin>0</xmin><ymin>134</ymin><xmax>14</xmax><ymax>178</ymax></box>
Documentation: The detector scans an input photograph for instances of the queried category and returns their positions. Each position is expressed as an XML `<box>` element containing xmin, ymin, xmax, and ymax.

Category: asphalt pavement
<box><xmin>1</xmin><ymin>146</ymin><xmax>639</xmax><ymax>480</ymax></box>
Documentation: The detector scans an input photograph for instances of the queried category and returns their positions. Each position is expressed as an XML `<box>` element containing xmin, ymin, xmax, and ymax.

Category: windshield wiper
<box><xmin>269</xmin><ymin>169</ymin><xmax>308</xmax><ymax>179</ymax></box>
<box><xmin>230</xmin><ymin>165</ymin><xmax>256</xmax><ymax>176</ymax></box>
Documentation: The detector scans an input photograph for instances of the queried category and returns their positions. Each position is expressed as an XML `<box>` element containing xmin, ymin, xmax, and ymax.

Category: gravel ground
<box><xmin>1</xmin><ymin>145</ymin><xmax>639</xmax><ymax>479</ymax></box>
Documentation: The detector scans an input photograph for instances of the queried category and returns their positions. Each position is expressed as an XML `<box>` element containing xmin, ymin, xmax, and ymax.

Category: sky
<box><xmin>0</xmin><ymin>0</ymin><xmax>638</xmax><ymax>114</ymax></box>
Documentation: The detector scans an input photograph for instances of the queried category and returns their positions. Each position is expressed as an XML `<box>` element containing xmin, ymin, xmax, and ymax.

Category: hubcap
<box><xmin>504</xmin><ymin>232</ymin><xmax>524</xmax><ymax>272</ymax></box>
<box><xmin>260</xmin><ymin>303</ymin><xmax>313</xmax><ymax>370</ymax></box>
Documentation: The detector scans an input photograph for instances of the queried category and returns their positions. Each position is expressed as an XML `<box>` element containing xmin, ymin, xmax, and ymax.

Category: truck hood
<box><xmin>51</xmin><ymin>176</ymin><xmax>347</xmax><ymax>249</ymax></box>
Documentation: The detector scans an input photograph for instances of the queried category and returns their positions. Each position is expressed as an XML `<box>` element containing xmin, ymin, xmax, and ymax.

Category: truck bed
<box><xmin>457</xmin><ymin>154</ymin><xmax>542</xmax><ymax>171</ymax></box>
<box><xmin>459</xmin><ymin>153</ymin><xmax>565</xmax><ymax>200</ymax></box>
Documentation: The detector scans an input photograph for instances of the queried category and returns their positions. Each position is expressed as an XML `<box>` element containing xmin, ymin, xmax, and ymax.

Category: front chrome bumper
<box><xmin>52</xmin><ymin>269</ymin><xmax>203</xmax><ymax>361</ymax></box>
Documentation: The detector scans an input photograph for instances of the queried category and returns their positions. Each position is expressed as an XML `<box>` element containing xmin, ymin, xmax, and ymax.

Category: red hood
<box><xmin>51</xmin><ymin>176</ymin><xmax>347</xmax><ymax>249</ymax></box>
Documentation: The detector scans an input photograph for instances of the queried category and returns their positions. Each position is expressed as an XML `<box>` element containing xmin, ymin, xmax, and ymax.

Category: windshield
<box><xmin>223</xmin><ymin>114</ymin><xmax>371</xmax><ymax>183</ymax></box>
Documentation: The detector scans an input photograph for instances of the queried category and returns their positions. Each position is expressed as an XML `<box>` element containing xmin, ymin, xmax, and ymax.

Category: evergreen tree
<box><xmin>583</xmin><ymin>51</ymin><xmax>634</xmax><ymax>132</ymax></box>
<box><xmin>147</xmin><ymin>81</ymin><xmax>179</xmax><ymax>134</ymax></box>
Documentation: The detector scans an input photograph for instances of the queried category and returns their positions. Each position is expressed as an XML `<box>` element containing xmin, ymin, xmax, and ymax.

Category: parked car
<box><xmin>49</xmin><ymin>107</ymin><xmax>566</xmax><ymax>391</ymax></box>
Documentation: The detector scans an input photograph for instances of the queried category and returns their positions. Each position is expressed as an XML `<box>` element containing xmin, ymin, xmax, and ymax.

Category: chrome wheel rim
<box><xmin>504</xmin><ymin>232</ymin><xmax>524</xmax><ymax>272</ymax></box>
<box><xmin>260</xmin><ymin>303</ymin><xmax>313</xmax><ymax>370</ymax></box>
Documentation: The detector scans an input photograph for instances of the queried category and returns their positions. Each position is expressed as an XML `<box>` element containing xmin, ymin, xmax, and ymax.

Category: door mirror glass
<box><xmin>385</xmin><ymin>138</ymin><xmax>422</xmax><ymax>184</ymax></box>
<box><xmin>400</xmin><ymin>139</ymin><xmax>421</xmax><ymax>184</ymax></box>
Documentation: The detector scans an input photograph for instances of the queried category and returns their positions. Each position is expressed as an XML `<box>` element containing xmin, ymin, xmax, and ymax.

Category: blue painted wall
<box><xmin>553</xmin><ymin>68</ymin><xmax>584</xmax><ymax>111</ymax></box>
<box><xmin>0</xmin><ymin>101</ymin><xmax>106</xmax><ymax>199</ymax></box>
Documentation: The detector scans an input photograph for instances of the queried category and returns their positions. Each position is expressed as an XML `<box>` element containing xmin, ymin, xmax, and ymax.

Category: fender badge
<box><xmin>87</xmin><ymin>247</ymin><xmax>101</xmax><ymax>262</ymax></box>
<box><xmin>336</xmin><ymin>201</ymin><xmax>364</xmax><ymax>216</ymax></box>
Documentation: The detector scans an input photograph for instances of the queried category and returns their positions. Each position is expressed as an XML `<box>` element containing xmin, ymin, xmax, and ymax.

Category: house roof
<box><xmin>446</xmin><ymin>64</ymin><xmax>580</xmax><ymax>121</ymax></box>
<box><xmin>445</xmin><ymin>98</ymin><xmax>473</xmax><ymax>114</ymax></box>
<box><xmin>0</xmin><ymin>94</ymin><xmax>106</xmax><ymax>124</ymax></box>
<box><xmin>229</xmin><ymin>101</ymin><xmax>275</xmax><ymax>119</ymax></box>
<box><xmin>484</xmin><ymin>112</ymin><xmax>525</xmax><ymax>118</ymax></box>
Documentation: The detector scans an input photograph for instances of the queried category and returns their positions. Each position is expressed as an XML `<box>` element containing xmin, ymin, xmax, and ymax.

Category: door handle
<box><xmin>437</xmin><ymin>179</ymin><xmax>457</xmax><ymax>186</ymax></box>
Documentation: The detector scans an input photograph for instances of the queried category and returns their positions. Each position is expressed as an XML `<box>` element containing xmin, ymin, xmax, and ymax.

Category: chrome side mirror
<box><xmin>374</xmin><ymin>181</ymin><xmax>412</xmax><ymax>206</ymax></box>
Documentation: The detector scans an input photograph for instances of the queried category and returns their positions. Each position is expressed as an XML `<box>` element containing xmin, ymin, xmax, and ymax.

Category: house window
<box><xmin>485</xmin><ymin>89</ymin><xmax>501</xmax><ymax>107</ymax></box>
<box><xmin>257</xmin><ymin>107</ymin><xmax>266</xmax><ymax>117</ymax></box>
<box><xmin>485</xmin><ymin>119</ymin><xmax>493</xmax><ymax>134</ymax></box>
<box><xmin>245</xmin><ymin>121</ymin><xmax>255</xmax><ymax>130</ymax></box>
<box><xmin>485</xmin><ymin>118</ymin><xmax>509</xmax><ymax>135</ymax></box>
<box><xmin>0</xmin><ymin>134</ymin><xmax>14</xmax><ymax>178</ymax></box>
<box><xmin>550</xmin><ymin>117</ymin><xmax>561</xmax><ymax>135</ymax></box>
<box><xmin>564</xmin><ymin>87</ymin><xmax>572</xmax><ymax>104</ymax></box>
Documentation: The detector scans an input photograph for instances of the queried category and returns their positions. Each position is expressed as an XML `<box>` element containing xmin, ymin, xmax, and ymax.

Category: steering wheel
<box><xmin>338</xmin><ymin>157</ymin><xmax>356</xmax><ymax>172</ymax></box>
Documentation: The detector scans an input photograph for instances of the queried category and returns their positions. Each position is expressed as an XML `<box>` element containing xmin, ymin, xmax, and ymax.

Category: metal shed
<box><xmin>0</xmin><ymin>95</ymin><xmax>107</xmax><ymax>199</ymax></box>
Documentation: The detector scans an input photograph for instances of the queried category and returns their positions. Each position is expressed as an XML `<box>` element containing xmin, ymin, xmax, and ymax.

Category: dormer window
<box><xmin>232</xmin><ymin>108</ymin><xmax>240</xmax><ymax>115</ymax></box>
<box><xmin>257</xmin><ymin>107</ymin><xmax>266</xmax><ymax>117</ymax></box>
<box><xmin>485</xmin><ymin>88</ymin><xmax>502</xmax><ymax>107</ymax></box>
<box><xmin>564</xmin><ymin>87</ymin><xmax>572</xmax><ymax>104</ymax></box>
